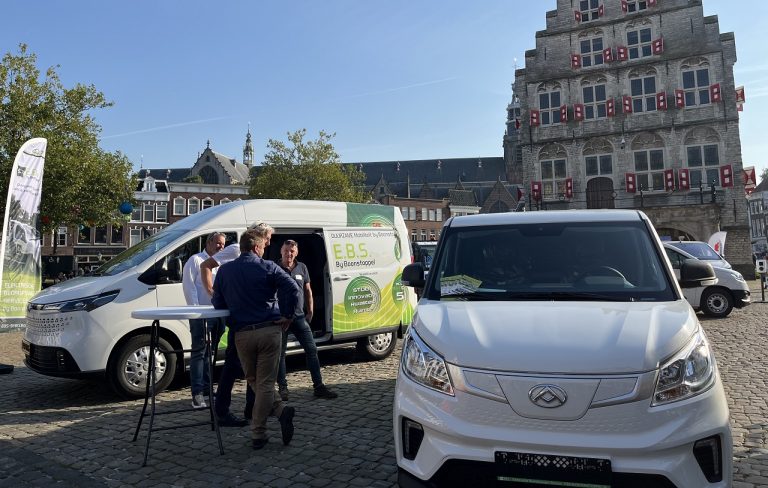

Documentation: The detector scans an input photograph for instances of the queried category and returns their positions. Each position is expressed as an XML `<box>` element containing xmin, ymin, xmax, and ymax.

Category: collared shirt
<box><xmin>212</xmin><ymin>243</ymin><xmax>239</xmax><ymax>265</ymax></box>
<box><xmin>182</xmin><ymin>250</ymin><xmax>214</xmax><ymax>306</ymax></box>
<box><xmin>212</xmin><ymin>251</ymin><xmax>301</xmax><ymax>332</ymax></box>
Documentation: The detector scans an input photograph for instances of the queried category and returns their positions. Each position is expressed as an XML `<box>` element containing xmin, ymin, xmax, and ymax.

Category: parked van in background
<box><xmin>23</xmin><ymin>200</ymin><xmax>416</xmax><ymax>397</ymax></box>
<box><xmin>395</xmin><ymin>210</ymin><xmax>731</xmax><ymax>487</ymax></box>
<box><xmin>665</xmin><ymin>240</ymin><xmax>732</xmax><ymax>269</ymax></box>
<box><xmin>664</xmin><ymin>242</ymin><xmax>750</xmax><ymax>317</ymax></box>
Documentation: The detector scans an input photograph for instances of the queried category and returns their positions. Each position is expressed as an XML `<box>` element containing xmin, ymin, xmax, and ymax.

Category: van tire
<box><xmin>701</xmin><ymin>288</ymin><xmax>733</xmax><ymax>318</ymax></box>
<box><xmin>108</xmin><ymin>334</ymin><xmax>177</xmax><ymax>398</ymax></box>
<box><xmin>356</xmin><ymin>332</ymin><xmax>397</xmax><ymax>360</ymax></box>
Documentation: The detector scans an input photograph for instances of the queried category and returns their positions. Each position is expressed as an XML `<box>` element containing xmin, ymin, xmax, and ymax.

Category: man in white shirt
<box><xmin>182</xmin><ymin>232</ymin><xmax>226</xmax><ymax>409</ymax></box>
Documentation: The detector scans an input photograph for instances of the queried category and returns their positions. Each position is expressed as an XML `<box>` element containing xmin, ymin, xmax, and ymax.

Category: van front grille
<box><xmin>25</xmin><ymin>312</ymin><xmax>70</xmax><ymax>336</ymax></box>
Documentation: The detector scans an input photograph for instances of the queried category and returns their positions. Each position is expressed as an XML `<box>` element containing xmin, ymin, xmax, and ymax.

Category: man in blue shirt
<box><xmin>212</xmin><ymin>230</ymin><xmax>301</xmax><ymax>450</ymax></box>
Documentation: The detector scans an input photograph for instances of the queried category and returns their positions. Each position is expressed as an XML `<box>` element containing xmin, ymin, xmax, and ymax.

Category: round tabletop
<box><xmin>131</xmin><ymin>306</ymin><xmax>230</xmax><ymax>321</ymax></box>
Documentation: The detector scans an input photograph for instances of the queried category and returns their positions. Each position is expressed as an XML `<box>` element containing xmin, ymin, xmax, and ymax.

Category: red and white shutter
<box><xmin>664</xmin><ymin>169</ymin><xmax>675</xmax><ymax>191</ymax></box>
<box><xmin>656</xmin><ymin>91</ymin><xmax>667</xmax><ymax>110</ymax></box>
<box><xmin>530</xmin><ymin>109</ymin><xmax>540</xmax><ymax>127</ymax></box>
<box><xmin>625</xmin><ymin>173</ymin><xmax>637</xmax><ymax>193</ymax></box>
<box><xmin>621</xmin><ymin>0</ymin><xmax>628</xmax><ymax>13</ymax></box>
<box><xmin>571</xmin><ymin>53</ymin><xmax>582</xmax><ymax>69</ymax></box>
<box><xmin>648</xmin><ymin>0</ymin><xmax>657</xmax><ymax>6</ymax></box>
<box><xmin>622</xmin><ymin>95</ymin><xmax>633</xmax><ymax>114</ymax></box>
<box><xmin>574</xmin><ymin>10</ymin><xmax>582</xmax><ymax>22</ymax></box>
<box><xmin>675</xmin><ymin>89</ymin><xmax>685</xmax><ymax>108</ymax></box>
<box><xmin>617</xmin><ymin>45</ymin><xmax>628</xmax><ymax>61</ymax></box>
<box><xmin>560</xmin><ymin>105</ymin><xmax>568</xmax><ymax>123</ymax></box>
<box><xmin>531</xmin><ymin>181</ymin><xmax>542</xmax><ymax>201</ymax></box>
<box><xmin>710</xmin><ymin>83</ymin><xmax>722</xmax><ymax>103</ymax></box>
<box><xmin>565</xmin><ymin>178</ymin><xmax>574</xmax><ymax>199</ymax></box>
<box><xmin>607</xmin><ymin>98</ymin><xmax>616</xmax><ymax>117</ymax></box>
<box><xmin>598</xmin><ymin>4</ymin><xmax>604</xmax><ymax>17</ymax></box>
<box><xmin>603</xmin><ymin>47</ymin><xmax>613</xmax><ymax>63</ymax></box>
<box><xmin>720</xmin><ymin>164</ymin><xmax>733</xmax><ymax>187</ymax></box>
<box><xmin>652</xmin><ymin>38</ymin><xmax>664</xmax><ymax>55</ymax></box>
<box><xmin>678</xmin><ymin>169</ymin><xmax>690</xmax><ymax>190</ymax></box>
<box><xmin>574</xmin><ymin>103</ymin><xmax>585</xmax><ymax>121</ymax></box>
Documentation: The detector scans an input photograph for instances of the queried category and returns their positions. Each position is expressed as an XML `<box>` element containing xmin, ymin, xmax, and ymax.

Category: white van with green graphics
<box><xmin>23</xmin><ymin>200</ymin><xmax>416</xmax><ymax>397</ymax></box>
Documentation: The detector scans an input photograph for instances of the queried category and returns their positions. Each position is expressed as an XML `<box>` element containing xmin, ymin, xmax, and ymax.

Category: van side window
<box><xmin>138</xmin><ymin>232</ymin><xmax>237</xmax><ymax>285</ymax></box>
<box><xmin>664</xmin><ymin>248</ymin><xmax>684</xmax><ymax>270</ymax></box>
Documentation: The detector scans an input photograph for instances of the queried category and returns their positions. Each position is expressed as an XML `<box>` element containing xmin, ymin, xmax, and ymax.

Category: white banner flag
<box><xmin>708</xmin><ymin>231</ymin><xmax>727</xmax><ymax>257</ymax></box>
<box><xmin>0</xmin><ymin>138</ymin><xmax>47</xmax><ymax>331</ymax></box>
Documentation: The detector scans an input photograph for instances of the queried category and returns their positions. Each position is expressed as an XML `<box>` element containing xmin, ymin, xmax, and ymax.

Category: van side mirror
<box><xmin>402</xmin><ymin>263</ymin><xmax>426</xmax><ymax>288</ymax></box>
<box><xmin>678</xmin><ymin>259</ymin><xmax>717</xmax><ymax>288</ymax></box>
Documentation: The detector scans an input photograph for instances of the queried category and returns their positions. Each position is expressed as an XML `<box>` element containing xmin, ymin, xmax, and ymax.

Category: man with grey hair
<box><xmin>212</xmin><ymin>229</ymin><xmax>301</xmax><ymax>449</ymax></box>
<box><xmin>201</xmin><ymin>223</ymin><xmax>274</xmax><ymax>425</ymax></box>
<box><xmin>182</xmin><ymin>232</ymin><xmax>226</xmax><ymax>409</ymax></box>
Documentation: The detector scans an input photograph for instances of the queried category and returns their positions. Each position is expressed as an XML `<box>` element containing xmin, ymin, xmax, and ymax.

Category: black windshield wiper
<box><xmin>502</xmin><ymin>291</ymin><xmax>633</xmax><ymax>302</ymax></box>
<box><xmin>440</xmin><ymin>292</ymin><xmax>500</xmax><ymax>301</ymax></box>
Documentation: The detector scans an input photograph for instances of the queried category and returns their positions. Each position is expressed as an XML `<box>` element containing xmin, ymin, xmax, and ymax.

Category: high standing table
<box><xmin>130</xmin><ymin>306</ymin><xmax>229</xmax><ymax>466</ymax></box>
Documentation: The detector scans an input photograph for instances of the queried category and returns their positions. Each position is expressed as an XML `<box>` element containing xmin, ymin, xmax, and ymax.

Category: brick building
<box><xmin>506</xmin><ymin>0</ymin><xmax>752</xmax><ymax>275</ymax></box>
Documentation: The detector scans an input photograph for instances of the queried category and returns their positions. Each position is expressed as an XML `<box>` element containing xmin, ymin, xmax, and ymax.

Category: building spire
<box><xmin>243</xmin><ymin>123</ymin><xmax>254</xmax><ymax>168</ymax></box>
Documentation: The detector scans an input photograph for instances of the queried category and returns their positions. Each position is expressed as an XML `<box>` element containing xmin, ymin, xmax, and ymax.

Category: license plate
<box><xmin>495</xmin><ymin>451</ymin><xmax>611</xmax><ymax>487</ymax></box>
<box><xmin>21</xmin><ymin>340</ymin><xmax>30</xmax><ymax>354</ymax></box>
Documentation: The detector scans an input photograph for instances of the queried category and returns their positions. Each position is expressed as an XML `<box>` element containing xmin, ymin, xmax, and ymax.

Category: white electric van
<box><xmin>23</xmin><ymin>200</ymin><xmax>416</xmax><ymax>397</ymax></box>
<box><xmin>396</xmin><ymin>210</ymin><xmax>731</xmax><ymax>487</ymax></box>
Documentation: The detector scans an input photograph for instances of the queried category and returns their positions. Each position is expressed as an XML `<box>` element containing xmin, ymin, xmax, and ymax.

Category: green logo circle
<box><xmin>392</xmin><ymin>274</ymin><xmax>405</xmax><ymax>303</ymax></box>
<box><xmin>344</xmin><ymin>276</ymin><xmax>381</xmax><ymax>315</ymax></box>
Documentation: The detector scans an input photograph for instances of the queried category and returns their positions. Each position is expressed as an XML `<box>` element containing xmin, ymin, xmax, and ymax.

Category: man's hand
<box><xmin>200</xmin><ymin>257</ymin><xmax>218</xmax><ymax>296</ymax></box>
<box><xmin>274</xmin><ymin>316</ymin><xmax>292</xmax><ymax>331</ymax></box>
<box><xmin>305</xmin><ymin>311</ymin><xmax>313</xmax><ymax>323</ymax></box>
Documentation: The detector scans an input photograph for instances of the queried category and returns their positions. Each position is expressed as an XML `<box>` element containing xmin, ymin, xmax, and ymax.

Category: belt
<box><xmin>236</xmin><ymin>321</ymin><xmax>278</xmax><ymax>332</ymax></box>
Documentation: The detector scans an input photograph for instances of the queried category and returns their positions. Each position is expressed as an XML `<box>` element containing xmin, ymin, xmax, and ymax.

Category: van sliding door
<box><xmin>323</xmin><ymin>227</ymin><xmax>407</xmax><ymax>336</ymax></box>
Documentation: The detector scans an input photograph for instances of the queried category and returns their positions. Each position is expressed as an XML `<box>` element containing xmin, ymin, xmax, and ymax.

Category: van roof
<box><xmin>448</xmin><ymin>210</ymin><xmax>647</xmax><ymax>227</ymax></box>
<box><xmin>167</xmin><ymin>199</ymin><xmax>401</xmax><ymax>232</ymax></box>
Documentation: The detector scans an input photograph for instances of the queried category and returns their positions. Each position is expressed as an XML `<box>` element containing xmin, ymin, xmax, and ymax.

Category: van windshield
<box><xmin>92</xmin><ymin>229</ymin><xmax>187</xmax><ymax>276</ymax></box>
<box><xmin>668</xmin><ymin>242</ymin><xmax>722</xmax><ymax>261</ymax></box>
<box><xmin>425</xmin><ymin>221</ymin><xmax>675</xmax><ymax>302</ymax></box>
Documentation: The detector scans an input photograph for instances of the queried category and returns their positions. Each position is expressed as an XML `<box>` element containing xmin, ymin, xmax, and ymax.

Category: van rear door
<box><xmin>323</xmin><ymin>227</ymin><xmax>407</xmax><ymax>336</ymax></box>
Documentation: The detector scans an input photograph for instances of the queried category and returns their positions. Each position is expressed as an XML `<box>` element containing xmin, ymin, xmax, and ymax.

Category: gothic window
<box><xmin>199</xmin><ymin>166</ymin><xmax>219</xmax><ymax>184</ymax></box>
<box><xmin>633</xmin><ymin>149</ymin><xmax>665</xmax><ymax>190</ymax></box>
<box><xmin>540</xmin><ymin>159</ymin><xmax>567</xmax><ymax>200</ymax></box>
<box><xmin>583</xmin><ymin>83</ymin><xmax>607</xmax><ymax>119</ymax></box>
<box><xmin>539</xmin><ymin>90</ymin><xmax>562</xmax><ymax>125</ymax></box>
<box><xmin>626</xmin><ymin>0</ymin><xmax>648</xmax><ymax>12</ymax></box>
<box><xmin>684</xmin><ymin>128</ymin><xmax>721</xmax><ymax>188</ymax></box>
<box><xmin>682</xmin><ymin>66</ymin><xmax>711</xmax><ymax>106</ymax></box>
<box><xmin>580</xmin><ymin>36</ymin><xmax>604</xmax><ymax>67</ymax></box>
<box><xmin>627</xmin><ymin>27</ymin><xmax>653</xmax><ymax>59</ymax></box>
<box><xmin>579</xmin><ymin>0</ymin><xmax>602</xmax><ymax>22</ymax></box>
<box><xmin>586</xmin><ymin>155</ymin><xmax>613</xmax><ymax>176</ymax></box>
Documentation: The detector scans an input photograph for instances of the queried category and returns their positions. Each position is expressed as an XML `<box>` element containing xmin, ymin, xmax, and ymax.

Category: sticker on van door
<box><xmin>325</xmin><ymin>228</ymin><xmax>413</xmax><ymax>333</ymax></box>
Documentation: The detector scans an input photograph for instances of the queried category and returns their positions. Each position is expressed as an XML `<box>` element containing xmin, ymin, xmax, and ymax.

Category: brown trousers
<box><xmin>234</xmin><ymin>325</ymin><xmax>285</xmax><ymax>440</ymax></box>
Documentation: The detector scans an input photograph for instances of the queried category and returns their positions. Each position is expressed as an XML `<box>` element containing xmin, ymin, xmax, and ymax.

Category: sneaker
<box><xmin>278</xmin><ymin>406</ymin><xmax>295</xmax><ymax>445</ymax></box>
<box><xmin>217</xmin><ymin>412</ymin><xmax>248</xmax><ymax>427</ymax></box>
<box><xmin>313</xmin><ymin>384</ymin><xmax>338</xmax><ymax>399</ymax></box>
<box><xmin>252</xmin><ymin>438</ymin><xmax>269</xmax><ymax>450</ymax></box>
<box><xmin>191</xmin><ymin>393</ymin><xmax>207</xmax><ymax>409</ymax></box>
<box><xmin>278</xmin><ymin>384</ymin><xmax>290</xmax><ymax>401</ymax></box>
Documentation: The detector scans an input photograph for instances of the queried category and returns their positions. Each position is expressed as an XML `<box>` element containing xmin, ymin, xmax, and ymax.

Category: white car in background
<box><xmin>665</xmin><ymin>240</ymin><xmax>732</xmax><ymax>269</ymax></box>
<box><xmin>664</xmin><ymin>242</ymin><xmax>750</xmax><ymax>318</ymax></box>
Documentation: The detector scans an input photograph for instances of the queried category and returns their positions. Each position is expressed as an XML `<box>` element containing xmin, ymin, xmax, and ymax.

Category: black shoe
<box><xmin>313</xmin><ymin>384</ymin><xmax>338</xmax><ymax>399</ymax></box>
<box><xmin>217</xmin><ymin>412</ymin><xmax>248</xmax><ymax>427</ymax></box>
<box><xmin>252</xmin><ymin>438</ymin><xmax>269</xmax><ymax>450</ymax></box>
<box><xmin>278</xmin><ymin>406</ymin><xmax>295</xmax><ymax>445</ymax></box>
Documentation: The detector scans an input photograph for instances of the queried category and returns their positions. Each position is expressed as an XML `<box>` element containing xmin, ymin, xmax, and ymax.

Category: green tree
<box><xmin>0</xmin><ymin>44</ymin><xmax>135</xmax><ymax>234</ymax></box>
<box><xmin>249</xmin><ymin>129</ymin><xmax>367</xmax><ymax>202</ymax></box>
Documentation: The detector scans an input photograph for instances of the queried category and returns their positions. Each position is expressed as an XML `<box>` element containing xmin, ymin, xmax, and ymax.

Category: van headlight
<box><xmin>39</xmin><ymin>290</ymin><xmax>120</xmax><ymax>313</ymax></box>
<box><xmin>401</xmin><ymin>329</ymin><xmax>454</xmax><ymax>396</ymax></box>
<box><xmin>652</xmin><ymin>329</ymin><xmax>716</xmax><ymax>406</ymax></box>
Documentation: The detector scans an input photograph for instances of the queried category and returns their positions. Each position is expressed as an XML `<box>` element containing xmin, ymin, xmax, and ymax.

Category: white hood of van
<box><xmin>30</xmin><ymin>277</ymin><xmax>109</xmax><ymax>304</ymax></box>
<box><xmin>413</xmin><ymin>300</ymin><xmax>698</xmax><ymax>374</ymax></box>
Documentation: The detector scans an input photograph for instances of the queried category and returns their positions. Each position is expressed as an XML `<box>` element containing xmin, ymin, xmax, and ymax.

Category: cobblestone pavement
<box><xmin>1</xmin><ymin>282</ymin><xmax>767</xmax><ymax>487</ymax></box>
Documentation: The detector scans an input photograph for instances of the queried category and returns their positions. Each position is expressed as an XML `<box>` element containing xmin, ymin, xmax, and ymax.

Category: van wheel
<box><xmin>108</xmin><ymin>334</ymin><xmax>177</xmax><ymax>398</ymax></box>
<box><xmin>701</xmin><ymin>288</ymin><xmax>733</xmax><ymax>318</ymax></box>
<box><xmin>356</xmin><ymin>332</ymin><xmax>397</xmax><ymax>360</ymax></box>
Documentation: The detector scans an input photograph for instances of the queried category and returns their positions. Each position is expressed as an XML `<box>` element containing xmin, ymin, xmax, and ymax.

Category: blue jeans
<box><xmin>278</xmin><ymin>315</ymin><xmax>323</xmax><ymax>389</ymax></box>
<box><xmin>215</xmin><ymin>328</ymin><xmax>256</xmax><ymax>418</ymax></box>
<box><xmin>189</xmin><ymin>318</ymin><xmax>224</xmax><ymax>396</ymax></box>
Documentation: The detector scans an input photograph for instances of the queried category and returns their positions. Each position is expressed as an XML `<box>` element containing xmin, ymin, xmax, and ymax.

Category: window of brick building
<box><xmin>94</xmin><ymin>226</ymin><xmax>108</xmax><ymax>244</ymax></box>
<box><xmin>626</xmin><ymin>0</ymin><xmax>648</xmax><ymax>12</ymax></box>
<box><xmin>111</xmin><ymin>225</ymin><xmax>124</xmax><ymax>245</ymax></box>
<box><xmin>188</xmin><ymin>198</ymin><xmax>200</xmax><ymax>215</ymax></box>
<box><xmin>539</xmin><ymin>91</ymin><xmax>562</xmax><ymax>125</ymax></box>
<box><xmin>56</xmin><ymin>226</ymin><xmax>67</xmax><ymax>246</ymax></box>
<box><xmin>586</xmin><ymin>155</ymin><xmax>613</xmax><ymax>176</ymax></box>
<box><xmin>578</xmin><ymin>0</ymin><xmax>602</xmax><ymax>22</ymax></box>
<box><xmin>580</xmin><ymin>37</ymin><xmax>604</xmax><ymax>67</ymax></box>
<box><xmin>583</xmin><ymin>83</ymin><xmax>607</xmax><ymax>119</ymax></box>
<box><xmin>173</xmin><ymin>197</ymin><xmax>186</xmax><ymax>216</ymax></box>
<box><xmin>630</xmin><ymin>75</ymin><xmax>657</xmax><ymax>112</ymax></box>
<box><xmin>686</xmin><ymin>144</ymin><xmax>720</xmax><ymax>188</ymax></box>
<box><xmin>143</xmin><ymin>203</ymin><xmax>155</xmax><ymax>222</ymax></box>
<box><xmin>682</xmin><ymin>68</ymin><xmax>711</xmax><ymax>107</ymax></box>
<box><xmin>156</xmin><ymin>203</ymin><xmax>167</xmax><ymax>223</ymax></box>
<box><xmin>540</xmin><ymin>159</ymin><xmax>567</xmax><ymax>199</ymax></box>
<box><xmin>436</xmin><ymin>208</ymin><xmax>443</xmax><ymax>221</ymax></box>
<box><xmin>634</xmin><ymin>149</ymin><xmax>665</xmax><ymax>190</ymax></box>
<box><xmin>627</xmin><ymin>27</ymin><xmax>653</xmax><ymax>59</ymax></box>
<box><xmin>78</xmin><ymin>226</ymin><xmax>91</xmax><ymax>244</ymax></box>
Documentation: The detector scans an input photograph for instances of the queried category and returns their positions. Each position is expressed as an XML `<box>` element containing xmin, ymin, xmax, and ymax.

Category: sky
<box><xmin>2</xmin><ymin>0</ymin><xmax>767</xmax><ymax>176</ymax></box>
